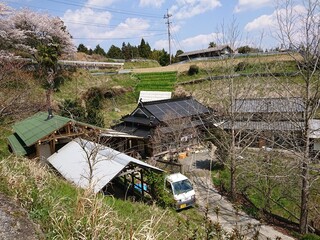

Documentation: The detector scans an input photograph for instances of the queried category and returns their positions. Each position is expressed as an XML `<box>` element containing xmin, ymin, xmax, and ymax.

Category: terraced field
<box><xmin>135</xmin><ymin>71</ymin><xmax>177</xmax><ymax>92</ymax></box>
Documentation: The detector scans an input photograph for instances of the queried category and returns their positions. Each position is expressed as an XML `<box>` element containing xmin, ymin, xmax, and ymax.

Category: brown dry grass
<box><xmin>131</xmin><ymin>54</ymin><xmax>297</xmax><ymax>73</ymax></box>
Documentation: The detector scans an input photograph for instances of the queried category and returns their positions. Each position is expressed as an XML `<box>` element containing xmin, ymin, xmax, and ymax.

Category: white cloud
<box><xmin>170</xmin><ymin>0</ymin><xmax>221</xmax><ymax>20</ymax></box>
<box><xmin>244</xmin><ymin>4</ymin><xmax>309</xmax><ymax>48</ymax></box>
<box><xmin>244</xmin><ymin>14</ymin><xmax>274</xmax><ymax>32</ymax></box>
<box><xmin>154</xmin><ymin>32</ymin><xmax>223</xmax><ymax>53</ymax></box>
<box><xmin>63</xmin><ymin>8</ymin><xmax>112</xmax><ymax>39</ymax></box>
<box><xmin>106</xmin><ymin>18</ymin><xmax>150</xmax><ymax>38</ymax></box>
<box><xmin>180</xmin><ymin>33</ymin><xmax>222</xmax><ymax>51</ymax></box>
<box><xmin>244</xmin><ymin>4</ymin><xmax>306</xmax><ymax>32</ymax></box>
<box><xmin>139</xmin><ymin>0</ymin><xmax>165</xmax><ymax>8</ymax></box>
<box><xmin>234</xmin><ymin>0</ymin><xmax>272</xmax><ymax>13</ymax></box>
<box><xmin>86</xmin><ymin>0</ymin><xmax>118</xmax><ymax>7</ymax></box>
<box><xmin>63</xmin><ymin>7</ymin><xmax>150</xmax><ymax>47</ymax></box>
<box><xmin>154</xmin><ymin>39</ymin><xmax>168</xmax><ymax>50</ymax></box>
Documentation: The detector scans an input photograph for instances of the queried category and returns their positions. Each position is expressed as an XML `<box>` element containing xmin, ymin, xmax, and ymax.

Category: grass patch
<box><xmin>124</xmin><ymin>61</ymin><xmax>160</xmax><ymax>69</ymax></box>
<box><xmin>0</xmin><ymin>155</ymin><xmax>210</xmax><ymax>239</ymax></box>
<box><xmin>135</xmin><ymin>71</ymin><xmax>177</xmax><ymax>92</ymax></box>
<box><xmin>210</xmin><ymin>149</ymin><xmax>320</xmax><ymax>227</ymax></box>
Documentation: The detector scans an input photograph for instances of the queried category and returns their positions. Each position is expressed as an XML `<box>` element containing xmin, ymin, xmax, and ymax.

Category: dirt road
<box><xmin>182</xmin><ymin>150</ymin><xmax>296</xmax><ymax>240</ymax></box>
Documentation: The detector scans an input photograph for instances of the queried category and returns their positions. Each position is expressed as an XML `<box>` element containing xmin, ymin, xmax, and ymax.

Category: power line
<box><xmin>64</xmin><ymin>20</ymin><xmax>166</xmax><ymax>32</ymax></box>
<box><xmin>45</xmin><ymin>0</ymin><xmax>163</xmax><ymax>19</ymax></box>
<box><xmin>72</xmin><ymin>33</ymin><xmax>167</xmax><ymax>40</ymax></box>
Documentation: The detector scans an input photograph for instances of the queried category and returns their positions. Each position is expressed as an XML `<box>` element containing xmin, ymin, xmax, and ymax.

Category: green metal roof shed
<box><xmin>13</xmin><ymin>112</ymin><xmax>71</xmax><ymax>147</ymax></box>
<box><xmin>7</xmin><ymin>111</ymin><xmax>101</xmax><ymax>157</ymax></box>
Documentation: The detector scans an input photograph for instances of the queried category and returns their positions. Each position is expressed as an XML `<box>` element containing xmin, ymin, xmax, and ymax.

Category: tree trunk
<box><xmin>300</xmin><ymin>160</ymin><xmax>309</xmax><ymax>233</ymax></box>
<box><xmin>46</xmin><ymin>88</ymin><xmax>52</xmax><ymax>110</ymax></box>
<box><xmin>300</xmin><ymin>125</ymin><xmax>310</xmax><ymax>234</ymax></box>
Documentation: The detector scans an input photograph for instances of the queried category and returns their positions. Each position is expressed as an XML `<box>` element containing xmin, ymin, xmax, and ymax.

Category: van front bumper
<box><xmin>176</xmin><ymin>197</ymin><xmax>196</xmax><ymax>210</ymax></box>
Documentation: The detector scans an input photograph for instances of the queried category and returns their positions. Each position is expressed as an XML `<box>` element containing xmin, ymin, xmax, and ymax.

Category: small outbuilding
<box><xmin>178</xmin><ymin>45</ymin><xmax>233</xmax><ymax>61</ymax></box>
<box><xmin>47</xmin><ymin>138</ymin><xmax>163</xmax><ymax>195</ymax></box>
<box><xmin>7</xmin><ymin>111</ymin><xmax>101</xmax><ymax>159</ymax></box>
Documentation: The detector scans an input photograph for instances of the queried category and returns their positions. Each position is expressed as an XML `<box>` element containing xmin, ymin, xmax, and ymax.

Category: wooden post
<box><xmin>131</xmin><ymin>173</ymin><xmax>135</xmax><ymax>196</ymax></box>
<box><xmin>140</xmin><ymin>169</ymin><xmax>144</xmax><ymax>198</ymax></box>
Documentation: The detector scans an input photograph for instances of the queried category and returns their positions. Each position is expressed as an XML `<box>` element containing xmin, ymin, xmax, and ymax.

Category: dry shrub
<box><xmin>131</xmin><ymin>210</ymin><xmax>176</xmax><ymax>240</ymax></box>
<box><xmin>0</xmin><ymin>156</ymin><xmax>175</xmax><ymax>239</ymax></box>
<box><xmin>51</xmin><ymin>190</ymin><xmax>122</xmax><ymax>240</ymax></box>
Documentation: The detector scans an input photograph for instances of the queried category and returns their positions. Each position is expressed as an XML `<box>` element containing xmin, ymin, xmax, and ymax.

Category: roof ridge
<box><xmin>140</xmin><ymin>96</ymin><xmax>193</xmax><ymax>106</ymax></box>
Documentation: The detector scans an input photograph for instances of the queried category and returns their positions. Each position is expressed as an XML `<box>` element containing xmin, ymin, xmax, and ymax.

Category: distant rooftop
<box><xmin>178</xmin><ymin>45</ymin><xmax>232</xmax><ymax>58</ymax></box>
<box><xmin>233</xmin><ymin>97</ymin><xmax>305</xmax><ymax>113</ymax></box>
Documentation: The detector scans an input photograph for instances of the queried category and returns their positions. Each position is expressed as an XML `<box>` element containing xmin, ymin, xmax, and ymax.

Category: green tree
<box><xmin>77</xmin><ymin>43</ymin><xmax>89</xmax><ymax>54</ymax></box>
<box><xmin>107</xmin><ymin>45</ymin><xmax>123</xmax><ymax>59</ymax></box>
<box><xmin>59</xmin><ymin>99</ymin><xmax>86</xmax><ymax>122</ymax></box>
<box><xmin>93</xmin><ymin>44</ymin><xmax>107</xmax><ymax>56</ymax></box>
<box><xmin>171</xmin><ymin>50</ymin><xmax>184</xmax><ymax>63</ymax></box>
<box><xmin>209</xmin><ymin>42</ymin><xmax>217</xmax><ymax>48</ymax></box>
<box><xmin>237</xmin><ymin>45</ymin><xmax>259</xmax><ymax>54</ymax></box>
<box><xmin>84</xmin><ymin>87</ymin><xmax>105</xmax><ymax>127</ymax></box>
<box><xmin>158</xmin><ymin>49</ymin><xmax>170</xmax><ymax>66</ymax></box>
<box><xmin>121</xmin><ymin>42</ymin><xmax>131</xmax><ymax>60</ymax></box>
<box><xmin>138</xmin><ymin>38</ymin><xmax>151</xmax><ymax>58</ymax></box>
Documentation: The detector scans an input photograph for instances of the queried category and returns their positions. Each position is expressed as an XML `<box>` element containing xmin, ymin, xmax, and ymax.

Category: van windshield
<box><xmin>172</xmin><ymin>179</ymin><xmax>193</xmax><ymax>195</ymax></box>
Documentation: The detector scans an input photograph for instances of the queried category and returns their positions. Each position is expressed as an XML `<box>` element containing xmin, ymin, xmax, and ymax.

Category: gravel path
<box><xmin>182</xmin><ymin>150</ymin><xmax>296</xmax><ymax>240</ymax></box>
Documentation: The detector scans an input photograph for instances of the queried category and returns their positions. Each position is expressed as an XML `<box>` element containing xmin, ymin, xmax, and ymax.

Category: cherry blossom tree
<box><xmin>0</xmin><ymin>3</ymin><xmax>76</xmax><ymax>109</ymax></box>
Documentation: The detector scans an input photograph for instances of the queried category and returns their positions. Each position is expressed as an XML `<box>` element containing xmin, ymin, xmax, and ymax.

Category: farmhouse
<box><xmin>221</xmin><ymin>97</ymin><xmax>305</xmax><ymax>148</ymax></box>
<box><xmin>178</xmin><ymin>45</ymin><xmax>233</xmax><ymax>61</ymax></box>
<box><xmin>112</xmin><ymin>97</ymin><xmax>212</xmax><ymax>158</ymax></box>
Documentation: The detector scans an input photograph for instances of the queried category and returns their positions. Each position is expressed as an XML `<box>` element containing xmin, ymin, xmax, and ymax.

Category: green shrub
<box><xmin>234</xmin><ymin>61</ymin><xmax>249</xmax><ymax>72</ymax></box>
<box><xmin>145</xmin><ymin>172</ymin><xmax>175</xmax><ymax>208</ymax></box>
<box><xmin>188</xmin><ymin>65</ymin><xmax>199</xmax><ymax>75</ymax></box>
<box><xmin>301</xmin><ymin>234</ymin><xmax>320</xmax><ymax>240</ymax></box>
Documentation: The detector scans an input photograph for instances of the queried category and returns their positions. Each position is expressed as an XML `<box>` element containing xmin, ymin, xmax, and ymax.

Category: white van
<box><xmin>165</xmin><ymin>173</ymin><xmax>196</xmax><ymax>210</ymax></box>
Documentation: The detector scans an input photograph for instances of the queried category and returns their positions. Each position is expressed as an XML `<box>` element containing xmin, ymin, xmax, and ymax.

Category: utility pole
<box><xmin>164</xmin><ymin>9</ymin><xmax>172</xmax><ymax>64</ymax></box>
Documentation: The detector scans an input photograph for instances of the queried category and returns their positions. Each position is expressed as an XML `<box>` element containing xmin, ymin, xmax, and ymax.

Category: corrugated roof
<box><xmin>13</xmin><ymin>112</ymin><xmax>71</xmax><ymax>146</ymax></box>
<box><xmin>233</xmin><ymin>98</ymin><xmax>305</xmax><ymax>113</ymax></box>
<box><xmin>47</xmin><ymin>138</ymin><xmax>162</xmax><ymax>193</ymax></box>
<box><xmin>100</xmin><ymin>129</ymin><xmax>143</xmax><ymax>139</ymax></box>
<box><xmin>309</xmin><ymin>119</ymin><xmax>320</xmax><ymax>138</ymax></box>
<box><xmin>138</xmin><ymin>91</ymin><xmax>172</xmax><ymax>103</ymax></box>
<box><xmin>178</xmin><ymin>45</ymin><xmax>231</xmax><ymax>57</ymax></box>
<box><xmin>7</xmin><ymin>134</ymin><xmax>27</xmax><ymax>155</ymax></box>
<box><xmin>142</xmin><ymin>97</ymin><xmax>210</xmax><ymax>122</ymax></box>
<box><xmin>221</xmin><ymin>121</ymin><xmax>304</xmax><ymax>131</ymax></box>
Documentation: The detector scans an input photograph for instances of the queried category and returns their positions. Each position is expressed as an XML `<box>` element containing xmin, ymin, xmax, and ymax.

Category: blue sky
<box><xmin>6</xmin><ymin>0</ymin><xmax>286</xmax><ymax>54</ymax></box>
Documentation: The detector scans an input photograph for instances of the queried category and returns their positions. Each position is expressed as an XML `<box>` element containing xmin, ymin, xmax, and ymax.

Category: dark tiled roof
<box><xmin>233</xmin><ymin>98</ymin><xmax>304</xmax><ymax>113</ymax></box>
<box><xmin>121</xmin><ymin>115</ymin><xmax>159</xmax><ymax>126</ymax></box>
<box><xmin>141</xmin><ymin>97</ymin><xmax>211</xmax><ymax>122</ymax></box>
<box><xmin>113</xmin><ymin>124</ymin><xmax>151</xmax><ymax>138</ymax></box>
<box><xmin>221</xmin><ymin>121</ymin><xmax>304</xmax><ymax>131</ymax></box>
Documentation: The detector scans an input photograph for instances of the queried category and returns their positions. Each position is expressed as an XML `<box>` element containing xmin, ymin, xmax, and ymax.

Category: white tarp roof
<box><xmin>309</xmin><ymin>119</ymin><xmax>320</xmax><ymax>138</ymax></box>
<box><xmin>47</xmin><ymin>138</ymin><xmax>162</xmax><ymax>193</ymax></box>
<box><xmin>138</xmin><ymin>91</ymin><xmax>172</xmax><ymax>103</ymax></box>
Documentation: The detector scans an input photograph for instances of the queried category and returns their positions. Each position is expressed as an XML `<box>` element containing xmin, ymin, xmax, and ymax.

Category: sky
<box><xmin>5</xmin><ymin>0</ymin><xmax>290</xmax><ymax>54</ymax></box>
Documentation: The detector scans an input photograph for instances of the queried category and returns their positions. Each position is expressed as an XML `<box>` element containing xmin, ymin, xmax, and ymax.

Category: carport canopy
<box><xmin>47</xmin><ymin>138</ymin><xmax>163</xmax><ymax>193</ymax></box>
